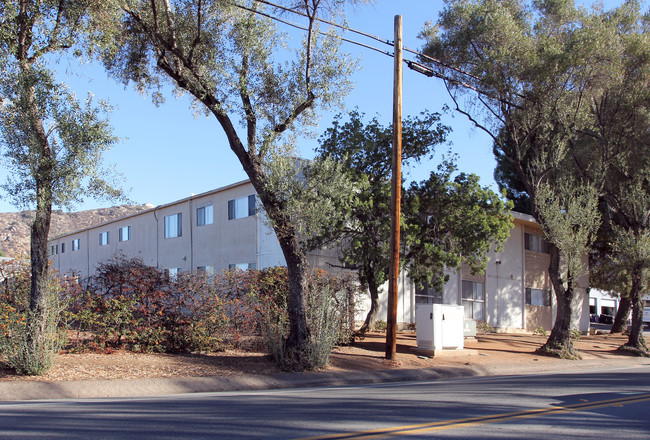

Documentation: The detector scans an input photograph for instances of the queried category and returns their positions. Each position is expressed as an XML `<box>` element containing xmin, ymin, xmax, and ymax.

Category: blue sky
<box><xmin>0</xmin><ymin>0</ymin><xmax>624</xmax><ymax>213</ymax></box>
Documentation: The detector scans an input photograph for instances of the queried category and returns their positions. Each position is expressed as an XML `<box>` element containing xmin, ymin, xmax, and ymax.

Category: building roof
<box><xmin>50</xmin><ymin>179</ymin><xmax>253</xmax><ymax>241</ymax></box>
<box><xmin>50</xmin><ymin>178</ymin><xmax>540</xmax><ymax>242</ymax></box>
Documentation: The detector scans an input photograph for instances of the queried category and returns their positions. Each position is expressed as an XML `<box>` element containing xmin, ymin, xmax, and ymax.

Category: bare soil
<box><xmin>0</xmin><ymin>331</ymin><xmax>640</xmax><ymax>382</ymax></box>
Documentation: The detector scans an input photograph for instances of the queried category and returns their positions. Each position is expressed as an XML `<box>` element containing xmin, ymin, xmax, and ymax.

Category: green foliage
<box><xmin>312</xmin><ymin>110</ymin><xmax>450</xmax><ymax>331</ymax></box>
<box><xmin>535</xmin><ymin>179</ymin><xmax>600</xmax><ymax>280</ymax></box>
<box><xmin>0</xmin><ymin>0</ymin><xmax>124</xmax><ymax>375</ymax></box>
<box><xmin>0</xmin><ymin>70</ymin><xmax>122</xmax><ymax>210</ymax></box>
<box><xmin>0</xmin><ymin>1</ymin><xmax>124</xmax><ymax>210</ymax></box>
<box><xmin>254</xmin><ymin>267</ymin><xmax>360</xmax><ymax>370</ymax></box>
<box><xmin>533</xmin><ymin>326</ymin><xmax>547</xmax><ymax>337</ymax></box>
<box><xmin>262</xmin><ymin>155</ymin><xmax>360</xmax><ymax>249</ymax></box>
<box><xmin>569</xmin><ymin>328</ymin><xmax>581</xmax><ymax>341</ymax></box>
<box><xmin>404</xmin><ymin>158</ymin><xmax>513</xmax><ymax>291</ymax></box>
<box><xmin>373</xmin><ymin>320</ymin><xmax>387</xmax><ymax>332</ymax></box>
<box><xmin>0</xmin><ymin>262</ymin><xmax>66</xmax><ymax>375</ymax></box>
<box><xmin>418</xmin><ymin>0</ymin><xmax>650</xmax><ymax>352</ymax></box>
<box><xmin>476</xmin><ymin>322</ymin><xmax>495</xmax><ymax>334</ymax></box>
<box><xmin>103</xmin><ymin>0</ymin><xmax>362</xmax><ymax>371</ymax></box>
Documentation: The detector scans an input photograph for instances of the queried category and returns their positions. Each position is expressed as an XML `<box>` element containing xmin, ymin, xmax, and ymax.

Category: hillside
<box><xmin>0</xmin><ymin>204</ymin><xmax>154</xmax><ymax>258</ymax></box>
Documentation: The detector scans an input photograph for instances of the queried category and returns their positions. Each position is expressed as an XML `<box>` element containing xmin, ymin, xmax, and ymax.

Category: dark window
<box><xmin>525</xmin><ymin>288</ymin><xmax>550</xmax><ymax>306</ymax></box>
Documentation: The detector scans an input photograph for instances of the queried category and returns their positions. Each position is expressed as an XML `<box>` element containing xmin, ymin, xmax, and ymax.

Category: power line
<box><xmin>234</xmin><ymin>2</ymin><xmax>394</xmax><ymax>58</ymax></box>
<box><xmin>247</xmin><ymin>0</ymin><xmax>481</xmax><ymax>81</ymax></box>
<box><xmin>233</xmin><ymin>0</ymin><xmax>502</xmax><ymax>100</ymax></box>
<box><xmin>252</xmin><ymin>0</ymin><xmax>394</xmax><ymax>47</ymax></box>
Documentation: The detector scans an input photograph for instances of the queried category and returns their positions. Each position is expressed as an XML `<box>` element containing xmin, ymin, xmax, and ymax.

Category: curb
<box><xmin>1</xmin><ymin>357</ymin><xmax>649</xmax><ymax>402</ymax></box>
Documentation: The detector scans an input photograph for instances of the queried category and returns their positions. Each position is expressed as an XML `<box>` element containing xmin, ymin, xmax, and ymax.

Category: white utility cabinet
<box><xmin>415</xmin><ymin>304</ymin><xmax>464</xmax><ymax>351</ymax></box>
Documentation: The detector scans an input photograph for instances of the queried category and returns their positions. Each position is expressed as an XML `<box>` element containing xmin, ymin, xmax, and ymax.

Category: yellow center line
<box><xmin>295</xmin><ymin>393</ymin><xmax>650</xmax><ymax>440</ymax></box>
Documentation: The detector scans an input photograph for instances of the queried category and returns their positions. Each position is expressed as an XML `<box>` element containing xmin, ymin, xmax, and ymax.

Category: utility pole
<box><xmin>386</xmin><ymin>14</ymin><xmax>402</xmax><ymax>360</ymax></box>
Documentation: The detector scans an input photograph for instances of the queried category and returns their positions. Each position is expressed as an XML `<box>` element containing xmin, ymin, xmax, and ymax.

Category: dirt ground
<box><xmin>0</xmin><ymin>330</ymin><xmax>642</xmax><ymax>382</ymax></box>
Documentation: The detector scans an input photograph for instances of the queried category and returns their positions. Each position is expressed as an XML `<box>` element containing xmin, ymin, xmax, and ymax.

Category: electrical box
<box><xmin>415</xmin><ymin>304</ymin><xmax>464</xmax><ymax>351</ymax></box>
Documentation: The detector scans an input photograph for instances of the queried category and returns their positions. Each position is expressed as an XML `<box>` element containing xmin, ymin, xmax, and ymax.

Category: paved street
<box><xmin>0</xmin><ymin>365</ymin><xmax>649</xmax><ymax>439</ymax></box>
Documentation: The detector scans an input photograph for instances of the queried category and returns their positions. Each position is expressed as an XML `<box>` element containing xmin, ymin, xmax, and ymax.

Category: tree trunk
<box><xmin>621</xmin><ymin>265</ymin><xmax>648</xmax><ymax>355</ymax></box>
<box><xmin>241</xmin><ymin>158</ymin><xmax>313</xmax><ymax>371</ymax></box>
<box><xmin>357</xmin><ymin>269</ymin><xmax>381</xmax><ymax>335</ymax></box>
<box><xmin>281</xmin><ymin>242</ymin><xmax>313</xmax><ymax>370</ymax></box>
<box><xmin>30</xmin><ymin>189</ymin><xmax>52</xmax><ymax>312</ymax></box>
<box><xmin>536</xmin><ymin>244</ymin><xmax>579</xmax><ymax>358</ymax></box>
<box><xmin>610</xmin><ymin>295</ymin><xmax>631</xmax><ymax>334</ymax></box>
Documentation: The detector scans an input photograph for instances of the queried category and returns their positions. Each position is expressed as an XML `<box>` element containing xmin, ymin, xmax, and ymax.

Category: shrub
<box><xmin>61</xmin><ymin>258</ymin><xmax>359</xmax><ymax>369</ymax></box>
<box><xmin>533</xmin><ymin>326</ymin><xmax>548</xmax><ymax>337</ymax></box>
<box><xmin>476</xmin><ymin>322</ymin><xmax>496</xmax><ymax>334</ymax></box>
<box><xmin>570</xmin><ymin>328</ymin><xmax>581</xmax><ymax>340</ymax></box>
<box><xmin>254</xmin><ymin>267</ymin><xmax>360</xmax><ymax>370</ymax></box>
<box><xmin>0</xmin><ymin>261</ymin><xmax>66</xmax><ymax>375</ymax></box>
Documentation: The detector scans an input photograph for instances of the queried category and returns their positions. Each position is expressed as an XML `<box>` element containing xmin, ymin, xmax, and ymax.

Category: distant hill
<box><xmin>0</xmin><ymin>204</ymin><xmax>154</xmax><ymax>258</ymax></box>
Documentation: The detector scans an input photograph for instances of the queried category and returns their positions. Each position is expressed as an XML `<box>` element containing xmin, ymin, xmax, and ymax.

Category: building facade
<box><xmin>48</xmin><ymin>180</ymin><xmax>336</xmax><ymax>278</ymax></box>
<box><xmin>363</xmin><ymin>212</ymin><xmax>590</xmax><ymax>332</ymax></box>
<box><xmin>49</xmin><ymin>183</ymin><xmax>590</xmax><ymax>332</ymax></box>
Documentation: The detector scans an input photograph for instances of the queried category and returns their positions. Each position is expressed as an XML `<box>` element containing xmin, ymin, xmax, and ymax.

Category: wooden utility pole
<box><xmin>386</xmin><ymin>15</ymin><xmax>402</xmax><ymax>360</ymax></box>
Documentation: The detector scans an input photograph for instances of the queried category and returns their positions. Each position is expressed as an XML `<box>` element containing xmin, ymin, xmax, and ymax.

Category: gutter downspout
<box><xmin>153</xmin><ymin>207</ymin><xmax>159</xmax><ymax>269</ymax></box>
<box><xmin>189</xmin><ymin>199</ymin><xmax>193</xmax><ymax>271</ymax></box>
<box><xmin>86</xmin><ymin>229</ymin><xmax>90</xmax><ymax>279</ymax></box>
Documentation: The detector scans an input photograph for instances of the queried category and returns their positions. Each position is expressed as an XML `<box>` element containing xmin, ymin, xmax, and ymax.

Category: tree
<box><xmin>0</xmin><ymin>0</ymin><xmax>123</xmax><ymax>374</ymax></box>
<box><xmin>492</xmin><ymin>128</ymin><xmax>531</xmax><ymax>215</ymax></box>
<box><xmin>314</xmin><ymin>111</ymin><xmax>512</xmax><ymax>333</ymax></box>
<box><xmin>588</xmin><ymin>220</ymin><xmax>633</xmax><ymax>334</ymax></box>
<box><xmin>418</xmin><ymin>0</ymin><xmax>627</xmax><ymax>358</ymax></box>
<box><xmin>403</xmin><ymin>160</ymin><xmax>513</xmax><ymax>293</ymax></box>
<box><xmin>103</xmin><ymin>0</ymin><xmax>359</xmax><ymax>370</ymax></box>
<box><xmin>563</xmin><ymin>0</ymin><xmax>650</xmax><ymax>354</ymax></box>
<box><xmin>314</xmin><ymin>110</ymin><xmax>449</xmax><ymax>333</ymax></box>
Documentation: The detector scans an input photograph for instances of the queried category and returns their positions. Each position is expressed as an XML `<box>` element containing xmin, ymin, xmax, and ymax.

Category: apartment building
<box><xmin>48</xmin><ymin>182</ymin><xmax>589</xmax><ymax>332</ymax></box>
<box><xmin>48</xmin><ymin>180</ymin><xmax>336</xmax><ymax>279</ymax></box>
<box><xmin>365</xmin><ymin>212</ymin><xmax>590</xmax><ymax>332</ymax></box>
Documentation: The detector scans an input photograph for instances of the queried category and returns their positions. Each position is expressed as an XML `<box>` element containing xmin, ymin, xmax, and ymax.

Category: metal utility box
<box><xmin>464</xmin><ymin>319</ymin><xmax>477</xmax><ymax>337</ymax></box>
<box><xmin>415</xmin><ymin>304</ymin><xmax>464</xmax><ymax>351</ymax></box>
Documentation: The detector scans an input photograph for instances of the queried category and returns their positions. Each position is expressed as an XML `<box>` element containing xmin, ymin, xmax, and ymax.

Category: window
<box><xmin>119</xmin><ymin>226</ymin><xmax>131</xmax><ymax>242</ymax></box>
<box><xmin>164</xmin><ymin>213</ymin><xmax>182</xmax><ymax>238</ymax></box>
<box><xmin>415</xmin><ymin>283</ymin><xmax>443</xmax><ymax>304</ymax></box>
<box><xmin>525</xmin><ymin>288</ymin><xmax>550</xmax><ymax>306</ymax></box>
<box><xmin>197</xmin><ymin>265</ymin><xmax>214</xmax><ymax>275</ymax></box>
<box><xmin>462</xmin><ymin>280</ymin><xmax>485</xmax><ymax>320</ymax></box>
<box><xmin>61</xmin><ymin>243</ymin><xmax>65</xmax><ymax>254</ymax></box>
<box><xmin>525</xmin><ymin>233</ymin><xmax>549</xmax><ymax>253</ymax></box>
<box><xmin>99</xmin><ymin>231</ymin><xmax>109</xmax><ymax>246</ymax></box>
<box><xmin>601</xmin><ymin>305</ymin><xmax>615</xmax><ymax>316</ymax></box>
<box><xmin>72</xmin><ymin>239</ymin><xmax>80</xmax><ymax>251</ymax></box>
<box><xmin>589</xmin><ymin>297</ymin><xmax>596</xmax><ymax>316</ymax></box>
<box><xmin>167</xmin><ymin>268</ymin><xmax>182</xmax><ymax>279</ymax></box>
<box><xmin>197</xmin><ymin>204</ymin><xmax>213</xmax><ymax>226</ymax></box>
<box><xmin>228</xmin><ymin>263</ymin><xmax>256</xmax><ymax>271</ymax></box>
<box><xmin>50</xmin><ymin>245</ymin><xmax>58</xmax><ymax>255</ymax></box>
<box><xmin>228</xmin><ymin>195</ymin><xmax>256</xmax><ymax>220</ymax></box>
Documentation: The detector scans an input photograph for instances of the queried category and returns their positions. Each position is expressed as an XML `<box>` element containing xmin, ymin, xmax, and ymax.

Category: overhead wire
<box><xmin>233</xmin><ymin>0</ymin><xmax>519</xmax><ymax>104</ymax></box>
<box><xmin>248</xmin><ymin>0</ymin><xmax>481</xmax><ymax>81</ymax></box>
<box><xmin>234</xmin><ymin>2</ymin><xmax>395</xmax><ymax>58</ymax></box>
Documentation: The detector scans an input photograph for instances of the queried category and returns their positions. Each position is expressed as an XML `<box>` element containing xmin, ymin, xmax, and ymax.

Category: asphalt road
<box><xmin>1</xmin><ymin>366</ymin><xmax>649</xmax><ymax>439</ymax></box>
